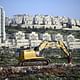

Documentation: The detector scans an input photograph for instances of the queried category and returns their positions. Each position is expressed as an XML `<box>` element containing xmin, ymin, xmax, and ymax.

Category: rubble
<box><xmin>0</xmin><ymin>63</ymin><xmax>80</xmax><ymax>78</ymax></box>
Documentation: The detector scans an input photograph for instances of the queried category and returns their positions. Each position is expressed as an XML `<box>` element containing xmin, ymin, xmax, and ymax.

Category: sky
<box><xmin>0</xmin><ymin>0</ymin><xmax>80</xmax><ymax>19</ymax></box>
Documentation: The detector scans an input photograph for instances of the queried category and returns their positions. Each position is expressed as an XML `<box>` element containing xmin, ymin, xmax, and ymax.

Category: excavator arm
<box><xmin>34</xmin><ymin>40</ymin><xmax>72</xmax><ymax>64</ymax></box>
<box><xmin>34</xmin><ymin>40</ymin><xmax>53</xmax><ymax>57</ymax></box>
<box><xmin>56</xmin><ymin>40</ymin><xmax>69</xmax><ymax>56</ymax></box>
<box><xmin>34</xmin><ymin>40</ymin><xmax>53</xmax><ymax>52</ymax></box>
<box><xmin>56</xmin><ymin>40</ymin><xmax>72</xmax><ymax>64</ymax></box>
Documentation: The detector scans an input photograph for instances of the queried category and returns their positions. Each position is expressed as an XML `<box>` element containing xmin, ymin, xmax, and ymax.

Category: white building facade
<box><xmin>0</xmin><ymin>7</ymin><xmax>6</xmax><ymax>43</ymax></box>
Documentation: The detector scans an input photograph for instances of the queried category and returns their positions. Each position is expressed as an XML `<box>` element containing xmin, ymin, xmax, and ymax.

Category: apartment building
<box><xmin>5</xmin><ymin>16</ymin><xmax>12</xmax><ymax>26</ymax></box>
<box><xmin>30</xmin><ymin>40</ymin><xmax>42</xmax><ymax>47</ymax></box>
<box><xmin>68</xmin><ymin>42</ymin><xmax>80</xmax><ymax>49</ymax></box>
<box><xmin>24</xmin><ymin>14</ymin><xmax>33</xmax><ymax>25</ymax></box>
<box><xmin>42</xmin><ymin>33</ymin><xmax>51</xmax><ymax>41</ymax></box>
<box><xmin>5</xmin><ymin>14</ymin><xmax>80</xmax><ymax>30</ymax></box>
<box><xmin>13</xmin><ymin>14</ymin><xmax>24</xmax><ymax>24</ymax></box>
<box><xmin>2</xmin><ymin>30</ymin><xmax>80</xmax><ymax>49</ymax></box>
<box><xmin>44</xmin><ymin>15</ymin><xmax>52</xmax><ymax>25</ymax></box>
<box><xmin>70</xmin><ymin>19</ymin><xmax>76</xmax><ymax>26</ymax></box>
<box><xmin>0</xmin><ymin>6</ymin><xmax>6</xmax><ymax>43</ymax></box>
<box><xmin>34</xmin><ymin>14</ymin><xmax>44</xmax><ymax>25</ymax></box>
<box><xmin>15</xmin><ymin>31</ymin><xmax>25</xmax><ymax>40</ymax></box>
<box><xmin>29</xmin><ymin>32</ymin><xmax>38</xmax><ymax>40</ymax></box>
<box><xmin>55</xmin><ymin>33</ymin><xmax>63</xmax><ymax>41</ymax></box>
<box><xmin>76</xmin><ymin>19</ymin><xmax>80</xmax><ymax>26</ymax></box>
<box><xmin>14</xmin><ymin>31</ymin><xmax>29</xmax><ymax>48</ymax></box>
<box><xmin>67</xmin><ymin>34</ymin><xmax>75</xmax><ymax>42</ymax></box>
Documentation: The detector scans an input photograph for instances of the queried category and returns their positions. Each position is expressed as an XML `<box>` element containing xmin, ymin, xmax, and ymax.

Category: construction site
<box><xmin>0</xmin><ymin>0</ymin><xmax>80</xmax><ymax>79</ymax></box>
<box><xmin>0</xmin><ymin>40</ymin><xmax>80</xmax><ymax>80</ymax></box>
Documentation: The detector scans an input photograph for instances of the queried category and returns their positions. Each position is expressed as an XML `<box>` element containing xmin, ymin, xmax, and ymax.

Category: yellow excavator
<box><xmin>16</xmin><ymin>40</ymin><xmax>72</xmax><ymax>66</ymax></box>
<box><xmin>16</xmin><ymin>40</ymin><xmax>53</xmax><ymax>66</ymax></box>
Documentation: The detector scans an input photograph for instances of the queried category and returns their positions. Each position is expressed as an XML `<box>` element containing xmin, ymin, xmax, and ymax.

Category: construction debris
<box><xmin>0</xmin><ymin>63</ymin><xmax>80</xmax><ymax>78</ymax></box>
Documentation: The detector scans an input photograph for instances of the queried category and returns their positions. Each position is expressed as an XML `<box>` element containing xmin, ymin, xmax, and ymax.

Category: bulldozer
<box><xmin>16</xmin><ymin>40</ymin><xmax>72</xmax><ymax>66</ymax></box>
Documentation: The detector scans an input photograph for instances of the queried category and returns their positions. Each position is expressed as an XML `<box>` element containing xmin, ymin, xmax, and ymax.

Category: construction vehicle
<box><xmin>55</xmin><ymin>40</ymin><xmax>72</xmax><ymax>64</ymax></box>
<box><xmin>16</xmin><ymin>40</ymin><xmax>72</xmax><ymax>66</ymax></box>
<box><xmin>16</xmin><ymin>40</ymin><xmax>53</xmax><ymax>66</ymax></box>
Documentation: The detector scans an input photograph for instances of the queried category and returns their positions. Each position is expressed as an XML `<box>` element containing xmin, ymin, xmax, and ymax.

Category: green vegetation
<box><xmin>0</xmin><ymin>48</ymin><xmax>18</xmax><ymax>66</ymax></box>
<box><xmin>0</xmin><ymin>47</ymin><xmax>80</xmax><ymax>66</ymax></box>
<box><xmin>6</xmin><ymin>26</ymin><xmax>80</xmax><ymax>39</ymax></box>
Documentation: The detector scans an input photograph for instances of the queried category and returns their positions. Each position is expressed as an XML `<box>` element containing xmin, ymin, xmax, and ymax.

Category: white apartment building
<box><xmin>24</xmin><ymin>14</ymin><xmax>33</xmax><ymax>25</ymax></box>
<box><xmin>16</xmin><ymin>39</ymin><xmax>29</xmax><ymax>48</ymax></box>
<box><xmin>44</xmin><ymin>15</ymin><xmax>52</xmax><ymax>25</ymax></box>
<box><xmin>5</xmin><ymin>14</ymin><xmax>80</xmax><ymax>30</ymax></box>
<box><xmin>15</xmin><ymin>31</ymin><xmax>25</xmax><ymax>40</ymax></box>
<box><xmin>0</xmin><ymin>7</ymin><xmax>6</xmax><ymax>43</ymax></box>
<box><xmin>68</xmin><ymin>42</ymin><xmax>80</xmax><ymax>49</ymax></box>
<box><xmin>55</xmin><ymin>33</ymin><xmax>63</xmax><ymax>41</ymax></box>
<box><xmin>76</xmin><ymin>19</ymin><xmax>80</xmax><ymax>26</ymax></box>
<box><xmin>5</xmin><ymin>39</ymin><xmax>16</xmax><ymax>47</ymax></box>
<box><xmin>51</xmin><ymin>16</ymin><xmax>57</xmax><ymax>25</ymax></box>
<box><xmin>67</xmin><ymin>34</ymin><xmax>75</xmax><ymax>42</ymax></box>
<box><xmin>42</xmin><ymin>33</ymin><xmax>51</xmax><ymax>41</ymax></box>
<box><xmin>29</xmin><ymin>32</ymin><xmax>38</xmax><ymax>40</ymax></box>
<box><xmin>5</xmin><ymin>33</ymin><xmax>16</xmax><ymax>47</ymax></box>
<box><xmin>52</xmin><ymin>16</ymin><xmax>61</xmax><ymax>25</ymax></box>
<box><xmin>13</xmin><ymin>14</ymin><xmax>23</xmax><ymax>24</ymax></box>
<box><xmin>14</xmin><ymin>31</ymin><xmax>30</xmax><ymax>48</ymax></box>
<box><xmin>51</xmin><ymin>16</ymin><xmax>63</xmax><ymax>29</ymax></box>
<box><xmin>62</xmin><ymin>16</ymin><xmax>69</xmax><ymax>24</ymax></box>
<box><xmin>34</xmin><ymin>14</ymin><xmax>44</xmax><ymax>25</ymax></box>
<box><xmin>70</xmin><ymin>19</ymin><xmax>76</xmax><ymax>26</ymax></box>
<box><xmin>5</xmin><ymin>16</ymin><xmax>12</xmax><ymax>26</ymax></box>
<box><xmin>30</xmin><ymin>40</ymin><xmax>42</xmax><ymax>47</ymax></box>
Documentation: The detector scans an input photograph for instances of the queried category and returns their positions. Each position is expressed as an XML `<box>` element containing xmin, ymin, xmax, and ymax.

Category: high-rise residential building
<box><xmin>24</xmin><ymin>14</ymin><xmax>33</xmax><ymax>25</ymax></box>
<box><xmin>44</xmin><ymin>15</ymin><xmax>52</xmax><ymax>25</ymax></box>
<box><xmin>5</xmin><ymin>16</ymin><xmax>12</xmax><ymax>26</ymax></box>
<box><xmin>34</xmin><ymin>14</ymin><xmax>44</xmax><ymax>25</ymax></box>
<box><xmin>70</xmin><ymin>19</ymin><xmax>76</xmax><ymax>26</ymax></box>
<box><xmin>13</xmin><ymin>14</ymin><xmax>23</xmax><ymax>24</ymax></box>
<box><xmin>0</xmin><ymin>6</ymin><xmax>6</xmax><ymax>43</ymax></box>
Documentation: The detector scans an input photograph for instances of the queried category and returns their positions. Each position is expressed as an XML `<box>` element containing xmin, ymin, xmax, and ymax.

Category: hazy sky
<box><xmin>0</xmin><ymin>0</ymin><xmax>80</xmax><ymax>19</ymax></box>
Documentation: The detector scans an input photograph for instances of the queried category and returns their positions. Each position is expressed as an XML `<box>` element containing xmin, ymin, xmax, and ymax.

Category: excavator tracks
<box><xmin>18</xmin><ymin>59</ymin><xmax>50</xmax><ymax>66</ymax></box>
